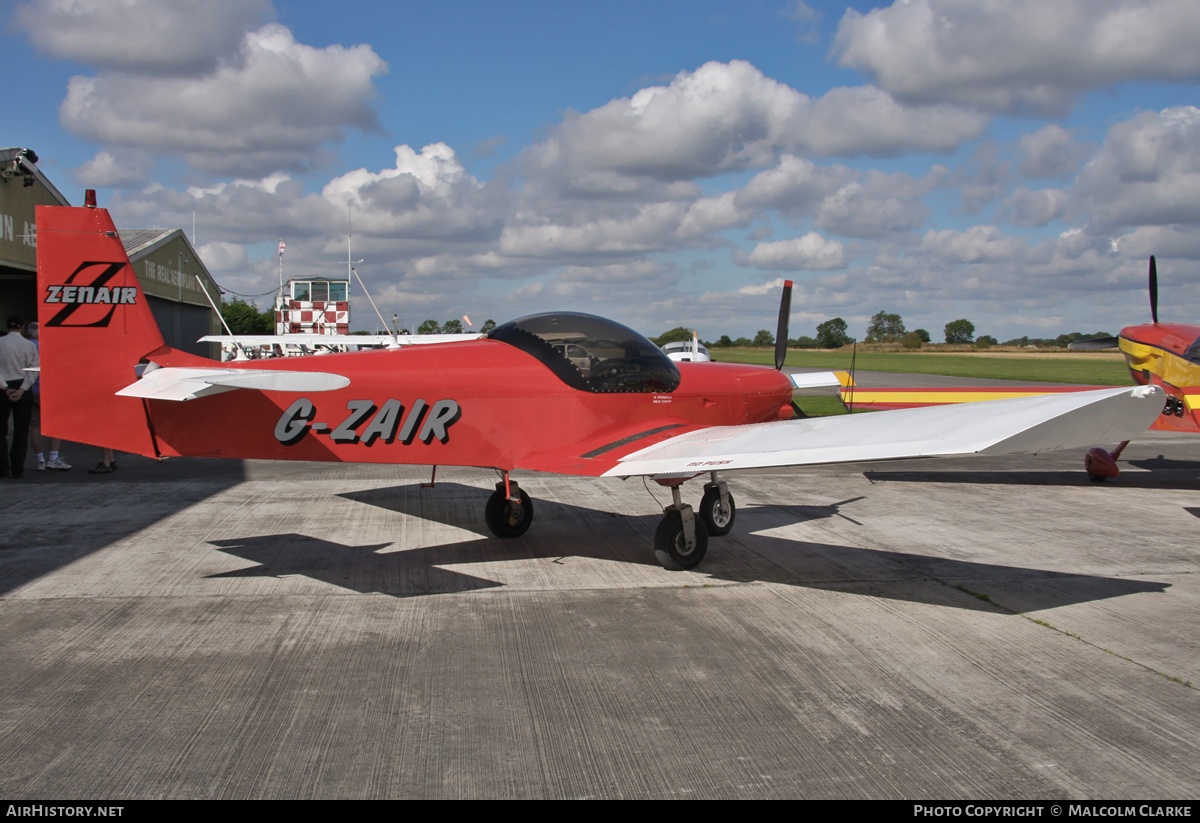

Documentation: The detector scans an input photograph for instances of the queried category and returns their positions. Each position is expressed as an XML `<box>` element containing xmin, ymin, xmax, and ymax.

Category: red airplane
<box><xmin>35</xmin><ymin>200</ymin><xmax>1165</xmax><ymax>570</ymax></box>
<box><xmin>843</xmin><ymin>257</ymin><xmax>1200</xmax><ymax>481</ymax></box>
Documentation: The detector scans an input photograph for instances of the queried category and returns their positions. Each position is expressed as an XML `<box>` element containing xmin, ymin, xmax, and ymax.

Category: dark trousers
<box><xmin>1</xmin><ymin>379</ymin><xmax>33</xmax><ymax>477</ymax></box>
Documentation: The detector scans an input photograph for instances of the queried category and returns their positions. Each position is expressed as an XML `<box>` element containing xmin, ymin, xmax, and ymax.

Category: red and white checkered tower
<box><xmin>275</xmin><ymin>277</ymin><xmax>350</xmax><ymax>335</ymax></box>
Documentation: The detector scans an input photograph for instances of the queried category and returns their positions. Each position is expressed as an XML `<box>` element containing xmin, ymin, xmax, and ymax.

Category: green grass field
<box><xmin>712</xmin><ymin>348</ymin><xmax>1131</xmax><ymax>385</ymax></box>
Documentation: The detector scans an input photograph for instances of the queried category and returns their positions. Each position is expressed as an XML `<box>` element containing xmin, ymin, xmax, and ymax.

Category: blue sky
<box><xmin>5</xmin><ymin>0</ymin><xmax>1200</xmax><ymax>342</ymax></box>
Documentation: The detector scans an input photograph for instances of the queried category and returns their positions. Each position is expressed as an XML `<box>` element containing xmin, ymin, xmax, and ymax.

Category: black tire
<box><xmin>1088</xmin><ymin>474</ymin><xmax>1107</xmax><ymax>483</ymax></box>
<box><xmin>485</xmin><ymin>486</ymin><xmax>534</xmax><ymax>537</ymax></box>
<box><xmin>654</xmin><ymin>509</ymin><xmax>708</xmax><ymax>571</ymax></box>
<box><xmin>699</xmin><ymin>485</ymin><xmax>736</xmax><ymax>536</ymax></box>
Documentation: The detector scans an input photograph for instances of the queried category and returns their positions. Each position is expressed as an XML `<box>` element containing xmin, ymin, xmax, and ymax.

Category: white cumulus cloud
<box><xmin>72</xmin><ymin>149</ymin><xmax>153</xmax><ymax>189</ymax></box>
<box><xmin>1000</xmin><ymin>187</ymin><xmax>1070</xmax><ymax>228</ymax></box>
<box><xmin>524</xmin><ymin>60</ymin><xmax>988</xmax><ymax>189</ymax></box>
<box><xmin>1076</xmin><ymin>106</ymin><xmax>1200</xmax><ymax>231</ymax></box>
<box><xmin>59</xmin><ymin>23</ymin><xmax>387</xmax><ymax>177</ymax></box>
<box><xmin>15</xmin><ymin>0</ymin><xmax>272</xmax><ymax>75</ymax></box>
<box><xmin>744</xmin><ymin>232</ymin><xmax>846</xmax><ymax>270</ymax></box>
<box><xmin>920</xmin><ymin>226</ymin><xmax>1025</xmax><ymax>264</ymax></box>
<box><xmin>834</xmin><ymin>0</ymin><xmax>1200</xmax><ymax>115</ymax></box>
<box><xmin>1018</xmin><ymin>125</ymin><xmax>1091</xmax><ymax>179</ymax></box>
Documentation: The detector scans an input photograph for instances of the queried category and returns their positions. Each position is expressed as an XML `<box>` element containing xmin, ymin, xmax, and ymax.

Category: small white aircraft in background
<box><xmin>661</xmin><ymin>334</ymin><xmax>711</xmax><ymax>362</ymax></box>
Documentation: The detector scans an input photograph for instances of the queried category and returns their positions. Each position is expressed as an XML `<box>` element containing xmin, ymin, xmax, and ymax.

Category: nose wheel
<box><xmin>699</xmin><ymin>481</ymin><xmax>736</xmax><ymax>536</ymax></box>
<box><xmin>485</xmin><ymin>480</ymin><xmax>533</xmax><ymax>537</ymax></box>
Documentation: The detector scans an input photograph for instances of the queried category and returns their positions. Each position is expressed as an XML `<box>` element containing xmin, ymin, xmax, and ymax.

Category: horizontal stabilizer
<box><xmin>603</xmin><ymin>385</ymin><xmax>1164</xmax><ymax>478</ymax></box>
<box><xmin>1068</xmin><ymin>336</ymin><xmax>1120</xmax><ymax>350</ymax></box>
<box><xmin>200</xmin><ymin>333</ymin><xmax>485</xmax><ymax>348</ymax></box>
<box><xmin>117</xmin><ymin>367</ymin><xmax>351</xmax><ymax>402</ymax></box>
<box><xmin>789</xmin><ymin>370</ymin><xmax>852</xmax><ymax>394</ymax></box>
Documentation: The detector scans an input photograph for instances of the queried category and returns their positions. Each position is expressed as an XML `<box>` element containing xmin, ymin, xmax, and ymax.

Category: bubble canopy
<box><xmin>488</xmin><ymin>312</ymin><xmax>681</xmax><ymax>393</ymax></box>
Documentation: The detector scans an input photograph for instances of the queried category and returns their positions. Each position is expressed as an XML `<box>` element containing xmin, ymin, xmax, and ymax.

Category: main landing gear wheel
<box><xmin>485</xmin><ymin>483</ymin><xmax>534</xmax><ymax>537</ymax></box>
<box><xmin>654</xmin><ymin>509</ymin><xmax>708</xmax><ymax>571</ymax></box>
<box><xmin>699</xmin><ymin>484</ymin><xmax>736</xmax><ymax>536</ymax></box>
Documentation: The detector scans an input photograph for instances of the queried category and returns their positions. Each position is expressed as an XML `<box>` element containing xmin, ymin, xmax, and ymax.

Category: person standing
<box><xmin>24</xmin><ymin>322</ymin><xmax>70</xmax><ymax>471</ymax></box>
<box><xmin>0</xmin><ymin>316</ymin><xmax>39</xmax><ymax>478</ymax></box>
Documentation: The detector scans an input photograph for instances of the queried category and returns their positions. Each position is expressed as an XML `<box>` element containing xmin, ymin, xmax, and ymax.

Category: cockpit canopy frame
<box><xmin>489</xmin><ymin>312</ymin><xmax>681</xmax><ymax>393</ymax></box>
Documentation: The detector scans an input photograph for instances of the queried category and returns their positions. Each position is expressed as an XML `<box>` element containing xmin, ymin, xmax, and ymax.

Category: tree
<box><xmin>975</xmin><ymin>335</ymin><xmax>997</xmax><ymax>348</ymax></box>
<box><xmin>901</xmin><ymin>332</ymin><xmax>923</xmax><ymax>349</ymax></box>
<box><xmin>866</xmin><ymin>310</ymin><xmax>905</xmax><ymax>343</ymax></box>
<box><xmin>417</xmin><ymin>319</ymin><xmax>442</xmax><ymax>334</ymax></box>
<box><xmin>752</xmin><ymin>329</ymin><xmax>775</xmax><ymax>347</ymax></box>
<box><xmin>716</xmin><ymin>335</ymin><xmax>733</xmax><ymax>348</ymax></box>
<box><xmin>732</xmin><ymin>336</ymin><xmax>752</xmax><ymax>347</ymax></box>
<box><xmin>480</xmin><ymin>319</ymin><xmax>497</xmax><ymax>334</ymax></box>
<box><xmin>221</xmin><ymin>297</ymin><xmax>273</xmax><ymax>335</ymax></box>
<box><xmin>944</xmin><ymin>318</ymin><xmax>975</xmax><ymax>344</ymax></box>
<box><xmin>914</xmin><ymin>328</ymin><xmax>931</xmax><ymax>343</ymax></box>
<box><xmin>815</xmin><ymin>317</ymin><xmax>851</xmax><ymax>348</ymax></box>
<box><xmin>442</xmin><ymin>318</ymin><xmax>464</xmax><ymax>334</ymax></box>
<box><xmin>654</xmin><ymin>327</ymin><xmax>694</xmax><ymax>346</ymax></box>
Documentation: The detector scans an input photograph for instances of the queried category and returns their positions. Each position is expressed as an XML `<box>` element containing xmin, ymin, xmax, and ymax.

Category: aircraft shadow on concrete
<box><xmin>201</xmin><ymin>482</ymin><xmax>1166</xmax><ymax>612</ymax></box>
<box><xmin>860</xmin><ymin>461</ymin><xmax>1200</xmax><ymax>489</ymax></box>
<box><xmin>0</xmin><ymin>455</ymin><xmax>247</xmax><ymax>597</ymax></box>
<box><xmin>207</xmin><ymin>533</ymin><xmax>507</xmax><ymax>597</ymax></box>
<box><xmin>1125</xmin><ymin>455</ymin><xmax>1200</xmax><ymax>472</ymax></box>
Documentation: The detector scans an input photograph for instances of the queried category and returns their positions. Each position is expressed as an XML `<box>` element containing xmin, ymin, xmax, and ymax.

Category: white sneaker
<box><xmin>36</xmin><ymin>461</ymin><xmax>46</xmax><ymax>471</ymax></box>
<box><xmin>46</xmin><ymin>458</ymin><xmax>72</xmax><ymax>471</ymax></box>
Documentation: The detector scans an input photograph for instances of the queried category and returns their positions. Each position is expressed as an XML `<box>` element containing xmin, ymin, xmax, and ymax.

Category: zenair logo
<box><xmin>44</xmin><ymin>261</ymin><xmax>136</xmax><ymax>327</ymax></box>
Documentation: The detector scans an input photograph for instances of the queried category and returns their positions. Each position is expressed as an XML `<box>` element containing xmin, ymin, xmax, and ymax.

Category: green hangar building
<box><xmin>0</xmin><ymin>147</ymin><xmax>221</xmax><ymax>357</ymax></box>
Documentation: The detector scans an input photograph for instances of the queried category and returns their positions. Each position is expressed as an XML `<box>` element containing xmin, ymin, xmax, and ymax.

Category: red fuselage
<box><xmin>123</xmin><ymin>341</ymin><xmax>796</xmax><ymax>476</ymax></box>
<box><xmin>34</xmin><ymin>203</ymin><xmax>795</xmax><ymax>475</ymax></box>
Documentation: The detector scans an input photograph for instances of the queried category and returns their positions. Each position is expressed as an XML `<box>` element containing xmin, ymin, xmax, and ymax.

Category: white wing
<box><xmin>116</xmin><ymin>367</ymin><xmax>350</xmax><ymax>402</ymax></box>
<box><xmin>603</xmin><ymin>385</ymin><xmax>1163</xmax><ymax>478</ymax></box>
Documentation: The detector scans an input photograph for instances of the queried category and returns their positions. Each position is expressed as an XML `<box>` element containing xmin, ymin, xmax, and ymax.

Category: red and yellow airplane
<box><xmin>35</xmin><ymin>200</ymin><xmax>1165</xmax><ymax>569</ymax></box>
<box><xmin>841</xmin><ymin>257</ymin><xmax>1198</xmax><ymax>481</ymax></box>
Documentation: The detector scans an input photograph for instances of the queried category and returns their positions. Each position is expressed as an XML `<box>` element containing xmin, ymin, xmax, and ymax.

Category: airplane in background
<box><xmin>1065</xmin><ymin>256</ymin><xmax>1200</xmax><ymax>431</ymax></box>
<box><xmin>841</xmin><ymin>257</ymin><xmax>1197</xmax><ymax>481</ymax></box>
<box><xmin>35</xmin><ymin>198</ymin><xmax>1164</xmax><ymax>570</ymax></box>
<box><xmin>662</xmin><ymin>334</ymin><xmax>710</xmax><ymax>362</ymax></box>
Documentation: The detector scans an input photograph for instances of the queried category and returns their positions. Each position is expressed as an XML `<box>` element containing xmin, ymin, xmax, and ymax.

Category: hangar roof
<box><xmin>0</xmin><ymin>147</ymin><xmax>70</xmax><ymax>206</ymax></box>
<box><xmin>119</xmin><ymin>228</ymin><xmax>178</xmax><ymax>258</ymax></box>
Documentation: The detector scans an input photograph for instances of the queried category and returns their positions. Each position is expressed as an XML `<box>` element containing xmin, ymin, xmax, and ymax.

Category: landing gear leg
<box><xmin>485</xmin><ymin>472</ymin><xmax>533</xmax><ymax>537</ymax></box>
<box><xmin>654</xmin><ymin>485</ymin><xmax>708</xmax><ymax>571</ymax></box>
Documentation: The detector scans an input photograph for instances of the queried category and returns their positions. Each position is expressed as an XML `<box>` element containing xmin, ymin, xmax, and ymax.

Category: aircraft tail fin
<box><xmin>35</xmin><ymin>202</ymin><xmax>206</xmax><ymax>456</ymax></box>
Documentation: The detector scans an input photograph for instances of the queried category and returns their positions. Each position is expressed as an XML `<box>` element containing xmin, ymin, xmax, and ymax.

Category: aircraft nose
<box><xmin>737</xmin><ymin>367</ymin><xmax>792</xmax><ymax>395</ymax></box>
<box><xmin>738</xmin><ymin>367</ymin><xmax>795</xmax><ymax>422</ymax></box>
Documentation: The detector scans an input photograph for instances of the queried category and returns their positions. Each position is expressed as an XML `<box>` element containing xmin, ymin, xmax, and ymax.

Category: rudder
<box><xmin>36</xmin><ymin>204</ymin><xmax>173</xmax><ymax>456</ymax></box>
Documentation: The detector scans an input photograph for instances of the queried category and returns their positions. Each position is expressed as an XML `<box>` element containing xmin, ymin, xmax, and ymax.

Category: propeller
<box><xmin>1069</xmin><ymin>255</ymin><xmax>1162</xmax><ymax>350</ymax></box>
<box><xmin>1149</xmin><ymin>255</ymin><xmax>1159</xmax><ymax>324</ymax></box>
<box><xmin>774</xmin><ymin>279</ymin><xmax>792</xmax><ymax>371</ymax></box>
